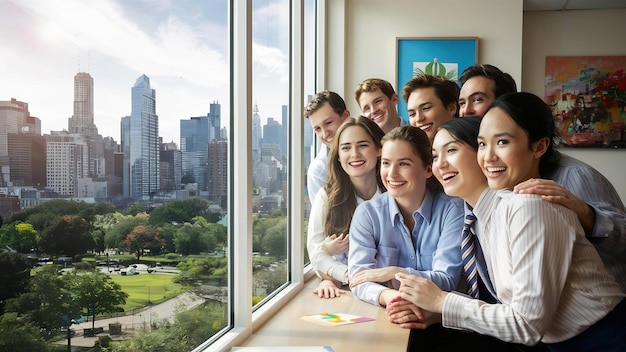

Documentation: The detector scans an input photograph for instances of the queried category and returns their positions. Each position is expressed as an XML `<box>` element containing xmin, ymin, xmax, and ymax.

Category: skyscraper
<box><xmin>0</xmin><ymin>98</ymin><xmax>41</xmax><ymax>187</ymax></box>
<box><xmin>252</xmin><ymin>103</ymin><xmax>262</xmax><ymax>166</ymax></box>
<box><xmin>122</xmin><ymin>75</ymin><xmax>159</xmax><ymax>200</ymax></box>
<box><xmin>68</xmin><ymin>72</ymin><xmax>98</xmax><ymax>139</ymax></box>
<box><xmin>46</xmin><ymin>130</ymin><xmax>88</xmax><ymax>196</ymax></box>
<box><xmin>180</xmin><ymin>101</ymin><xmax>221</xmax><ymax>192</ymax></box>
<box><xmin>208</xmin><ymin>138</ymin><xmax>228</xmax><ymax>208</ymax></box>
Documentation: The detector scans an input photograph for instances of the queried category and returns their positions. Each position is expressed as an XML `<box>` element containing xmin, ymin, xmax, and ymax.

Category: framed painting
<box><xmin>545</xmin><ymin>56</ymin><xmax>626</xmax><ymax>148</ymax></box>
<box><xmin>396</xmin><ymin>37</ymin><xmax>478</xmax><ymax>124</ymax></box>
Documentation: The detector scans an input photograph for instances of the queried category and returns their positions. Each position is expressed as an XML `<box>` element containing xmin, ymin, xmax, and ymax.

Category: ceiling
<box><xmin>524</xmin><ymin>0</ymin><xmax>626</xmax><ymax>12</ymax></box>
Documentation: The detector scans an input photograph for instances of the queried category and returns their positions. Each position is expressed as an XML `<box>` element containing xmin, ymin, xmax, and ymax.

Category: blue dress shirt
<box><xmin>348</xmin><ymin>189</ymin><xmax>464</xmax><ymax>306</ymax></box>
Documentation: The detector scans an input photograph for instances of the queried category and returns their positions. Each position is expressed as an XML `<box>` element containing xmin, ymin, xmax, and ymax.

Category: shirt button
<box><xmin>410</xmin><ymin>255</ymin><xmax>415</xmax><ymax>259</ymax></box>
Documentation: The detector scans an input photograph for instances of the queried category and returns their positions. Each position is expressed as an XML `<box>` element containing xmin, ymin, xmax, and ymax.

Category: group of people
<box><xmin>304</xmin><ymin>64</ymin><xmax>626</xmax><ymax>351</ymax></box>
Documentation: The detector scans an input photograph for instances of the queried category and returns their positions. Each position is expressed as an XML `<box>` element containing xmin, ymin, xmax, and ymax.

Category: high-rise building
<box><xmin>45</xmin><ymin>131</ymin><xmax>89</xmax><ymax>196</ymax></box>
<box><xmin>160</xmin><ymin>139</ymin><xmax>182</xmax><ymax>193</ymax></box>
<box><xmin>122</xmin><ymin>75</ymin><xmax>159</xmax><ymax>200</ymax></box>
<box><xmin>8</xmin><ymin>133</ymin><xmax>46</xmax><ymax>187</ymax></box>
<box><xmin>180</xmin><ymin>101</ymin><xmax>221</xmax><ymax>192</ymax></box>
<box><xmin>207</xmin><ymin>138</ymin><xmax>228</xmax><ymax>209</ymax></box>
<box><xmin>181</xmin><ymin>116</ymin><xmax>209</xmax><ymax>190</ymax></box>
<box><xmin>262</xmin><ymin>117</ymin><xmax>283</xmax><ymax>160</ymax></box>
<box><xmin>68</xmin><ymin>72</ymin><xmax>98</xmax><ymax>139</ymax></box>
<box><xmin>208</xmin><ymin>100</ymin><xmax>221</xmax><ymax>140</ymax></box>
<box><xmin>0</xmin><ymin>98</ymin><xmax>42</xmax><ymax>187</ymax></box>
<box><xmin>252</xmin><ymin>103</ymin><xmax>262</xmax><ymax>166</ymax></box>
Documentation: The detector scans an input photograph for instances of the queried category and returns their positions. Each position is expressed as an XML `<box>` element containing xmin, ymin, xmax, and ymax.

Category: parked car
<box><xmin>120</xmin><ymin>265</ymin><xmax>139</xmax><ymax>275</ymax></box>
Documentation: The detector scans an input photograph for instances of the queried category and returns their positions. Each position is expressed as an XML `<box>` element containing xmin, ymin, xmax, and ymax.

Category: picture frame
<box><xmin>396</xmin><ymin>37</ymin><xmax>478</xmax><ymax>124</ymax></box>
<box><xmin>545</xmin><ymin>55</ymin><xmax>626</xmax><ymax>148</ymax></box>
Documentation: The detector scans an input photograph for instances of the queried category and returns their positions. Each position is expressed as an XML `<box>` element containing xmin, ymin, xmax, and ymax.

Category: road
<box><xmin>56</xmin><ymin>281</ymin><xmax>206</xmax><ymax>348</ymax></box>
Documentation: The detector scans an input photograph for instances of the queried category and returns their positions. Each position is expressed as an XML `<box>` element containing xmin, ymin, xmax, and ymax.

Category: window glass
<box><xmin>251</xmin><ymin>0</ymin><xmax>291</xmax><ymax>305</ymax></box>
<box><xmin>0</xmin><ymin>1</ymin><xmax>230</xmax><ymax>350</ymax></box>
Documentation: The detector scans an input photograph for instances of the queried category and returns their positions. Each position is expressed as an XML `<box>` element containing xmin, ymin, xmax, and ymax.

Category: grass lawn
<box><xmin>110</xmin><ymin>274</ymin><xmax>187</xmax><ymax>313</ymax></box>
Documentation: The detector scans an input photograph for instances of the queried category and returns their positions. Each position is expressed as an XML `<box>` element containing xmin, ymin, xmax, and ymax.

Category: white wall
<box><xmin>326</xmin><ymin>2</ymin><xmax>626</xmax><ymax>203</ymax></box>
<box><xmin>523</xmin><ymin>9</ymin><xmax>626</xmax><ymax>202</ymax></box>
<box><xmin>326</xmin><ymin>0</ymin><xmax>523</xmax><ymax>116</ymax></box>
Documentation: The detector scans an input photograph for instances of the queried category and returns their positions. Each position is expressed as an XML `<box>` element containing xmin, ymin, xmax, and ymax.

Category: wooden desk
<box><xmin>238</xmin><ymin>279</ymin><xmax>410</xmax><ymax>351</ymax></box>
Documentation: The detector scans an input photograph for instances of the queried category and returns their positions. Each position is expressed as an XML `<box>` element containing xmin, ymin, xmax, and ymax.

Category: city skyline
<box><xmin>0</xmin><ymin>0</ymin><xmax>291</xmax><ymax>144</ymax></box>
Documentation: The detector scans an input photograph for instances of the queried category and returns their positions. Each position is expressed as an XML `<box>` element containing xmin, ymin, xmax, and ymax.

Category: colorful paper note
<box><xmin>301</xmin><ymin>313</ymin><xmax>375</xmax><ymax>327</ymax></box>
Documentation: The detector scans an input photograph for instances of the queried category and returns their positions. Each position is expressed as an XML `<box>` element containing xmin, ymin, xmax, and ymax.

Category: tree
<box><xmin>64</xmin><ymin>271</ymin><xmax>128</xmax><ymax>330</ymax></box>
<box><xmin>39</xmin><ymin>215</ymin><xmax>95</xmax><ymax>257</ymax></box>
<box><xmin>0</xmin><ymin>313</ymin><xmax>49</xmax><ymax>352</ymax></box>
<box><xmin>174</xmin><ymin>223</ymin><xmax>207</xmax><ymax>255</ymax></box>
<box><xmin>148</xmin><ymin>197</ymin><xmax>210</xmax><ymax>226</ymax></box>
<box><xmin>0</xmin><ymin>251</ymin><xmax>32</xmax><ymax>313</ymax></box>
<box><xmin>5</xmin><ymin>265</ymin><xmax>81</xmax><ymax>340</ymax></box>
<box><xmin>125</xmin><ymin>225</ymin><xmax>163</xmax><ymax>261</ymax></box>
<box><xmin>259</xmin><ymin>216</ymin><xmax>287</xmax><ymax>258</ymax></box>
<box><xmin>0</xmin><ymin>222</ymin><xmax>39</xmax><ymax>253</ymax></box>
<box><xmin>104</xmin><ymin>213</ymin><xmax>148</xmax><ymax>250</ymax></box>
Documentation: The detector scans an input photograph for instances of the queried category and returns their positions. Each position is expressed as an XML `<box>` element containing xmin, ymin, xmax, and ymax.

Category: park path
<box><xmin>56</xmin><ymin>290</ymin><xmax>206</xmax><ymax>348</ymax></box>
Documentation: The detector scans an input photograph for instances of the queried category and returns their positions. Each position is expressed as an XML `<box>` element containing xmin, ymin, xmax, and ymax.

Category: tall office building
<box><xmin>160</xmin><ymin>139</ymin><xmax>182</xmax><ymax>193</ymax></box>
<box><xmin>208</xmin><ymin>100</ymin><xmax>221</xmax><ymax>140</ymax></box>
<box><xmin>67</xmin><ymin>72</ymin><xmax>112</xmax><ymax>182</ymax></box>
<box><xmin>180</xmin><ymin>101</ymin><xmax>221</xmax><ymax>192</ymax></box>
<box><xmin>262</xmin><ymin>117</ymin><xmax>283</xmax><ymax>160</ymax></box>
<box><xmin>0</xmin><ymin>99</ymin><xmax>41</xmax><ymax>187</ymax></box>
<box><xmin>122</xmin><ymin>75</ymin><xmax>159</xmax><ymax>200</ymax></box>
<box><xmin>8</xmin><ymin>133</ymin><xmax>46</xmax><ymax>187</ymax></box>
<box><xmin>68</xmin><ymin>72</ymin><xmax>98</xmax><ymax>139</ymax></box>
<box><xmin>180</xmin><ymin>116</ymin><xmax>209</xmax><ymax>190</ymax></box>
<box><xmin>207</xmin><ymin>138</ymin><xmax>228</xmax><ymax>208</ymax></box>
<box><xmin>252</xmin><ymin>103</ymin><xmax>262</xmax><ymax>166</ymax></box>
<box><xmin>46</xmin><ymin>131</ymin><xmax>89</xmax><ymax>196</ymax></box>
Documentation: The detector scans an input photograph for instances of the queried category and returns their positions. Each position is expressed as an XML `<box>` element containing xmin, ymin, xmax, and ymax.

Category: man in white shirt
<box><xmin>304</xmin><ymin>91</ymin><xmax>350</xmax><ymax>204</ymax></box>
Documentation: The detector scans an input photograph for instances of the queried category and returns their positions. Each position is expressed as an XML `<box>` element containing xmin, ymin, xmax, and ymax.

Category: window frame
<box><xmin>193</xmin><ymin>0</ymin><xmax>323</xmax><ymax>350</ymax></box>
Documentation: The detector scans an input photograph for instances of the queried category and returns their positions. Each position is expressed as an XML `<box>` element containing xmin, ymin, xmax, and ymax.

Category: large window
<box><xmin>1</xmin><ymin>0</ymin><xmax>315</xmax><ymax>350</ymax></box>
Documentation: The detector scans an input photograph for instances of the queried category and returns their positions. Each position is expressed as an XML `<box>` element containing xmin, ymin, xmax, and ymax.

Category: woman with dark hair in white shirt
<box><xmin>307</xmin><ymin>116</ymin><xmax>386</xmax><ymax>298</ymax></box>
<box><xmin>395</xmin><ymin>109</ymin><xmax>625</xmax><ymax>351</ymax></box>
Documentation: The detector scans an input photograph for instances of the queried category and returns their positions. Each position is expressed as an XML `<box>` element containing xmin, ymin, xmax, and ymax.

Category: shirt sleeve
<box><xmin>442</xmin><ymin>197</ymin><xmax>575</xmax><ymax>345</ymax></box>
<box><xmin>306</xmin><ymin>191</ymin><xmax>348</xmax><ymax>283</ymax></box>
<box><xmin>551</xmin><ymin>158</ymin><xmax>626</xmax><ymax>238</ymax></box>
<box><xmin>348</xmin><ymin>203</ymin><xmax>389</xmax><ymax>306</ymax></box>
<box><xmin>307</xmin><ymin>155</ymin><xmax>327</xmax><ymax>205</ymax></box>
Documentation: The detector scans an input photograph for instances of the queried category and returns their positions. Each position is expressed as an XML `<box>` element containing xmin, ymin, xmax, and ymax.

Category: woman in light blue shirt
<box><xmin>348</xmin><ymin>125</ymin><xmax>464</xmax><ymax>307</ymax></box>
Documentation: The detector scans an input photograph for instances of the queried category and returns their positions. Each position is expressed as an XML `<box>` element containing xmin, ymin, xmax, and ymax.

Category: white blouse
<box><xmin>307</xmin><ymin>187</ymin><xmax>380</xmax><ymax>284</ymax></box>
<box><xmin>442</xmin><ymin>188</ymin><xmax>624</xmax><ymax>345</ymax></box>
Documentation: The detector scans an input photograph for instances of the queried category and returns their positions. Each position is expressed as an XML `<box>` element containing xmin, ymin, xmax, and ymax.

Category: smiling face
<box><xmin>380</xmin><ymin>139</ymin><xmax>432</xmax><ymax>207</ymax></box>
<box><xmin>458</xmin><ymin>76</ymin><xmax>497</xmax><ymax>117</ymax></box>
<box><xmin>432</xmin><ymin>129</ymin><xmax>486</xmax><ymax>204</ymax></box>
<box><xmin>358</xmin><ymin>88</ymin><xmax>400</xmax><ymax>133</ymax></box>
<box><xmin>407</xmin><ymin>87</ymin><xmax>457</xmax><ymax>140</ymax></box>
<box><xmin>477</xmin><ymin>107</ymin><xmax>546</xmax><ymax>190</ymax></box>
<box><xmin>308</xmin><ymin>102</ymin><xmax>348</xmax><ymax>148</ymax></box>
<box><xmin>337</xmin><ymin>125</ymin><xmax>380</xmax><ymax>180</ymax></box>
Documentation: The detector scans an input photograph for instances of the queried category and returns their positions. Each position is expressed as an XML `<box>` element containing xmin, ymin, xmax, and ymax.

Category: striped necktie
<box><xmin>461</xmin><ymin>212</ymin><xmax>479</xmax><ymax>298</ymax></box>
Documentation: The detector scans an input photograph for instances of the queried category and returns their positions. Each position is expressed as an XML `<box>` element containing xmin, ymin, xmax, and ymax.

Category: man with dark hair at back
<box><xmin>400</xmin><ymin>74</ymin><xmax>459</xmax><ymax>141</ymax></box>
<box><xmin>458</xmin><ymin>64</ymin><xmax>517</xmax><ymax>117</ymax></box>
<box><xmin>304</xmin><ymin>90</ymin><xmax>350</xmax><ymax>204</ymax></box>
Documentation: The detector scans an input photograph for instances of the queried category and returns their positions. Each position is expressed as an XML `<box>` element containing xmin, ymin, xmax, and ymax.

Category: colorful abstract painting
<box><xmin>545</xmin><ymin>56</ymin><xmax>626</xmax><ymax>148</ymax></box>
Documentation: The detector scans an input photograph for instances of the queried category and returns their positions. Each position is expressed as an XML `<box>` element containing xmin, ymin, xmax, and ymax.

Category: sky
<box><xmin>0</xmin><ymin>0</ymin><xmax>291</xmax><ymax>145</ymax></box>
